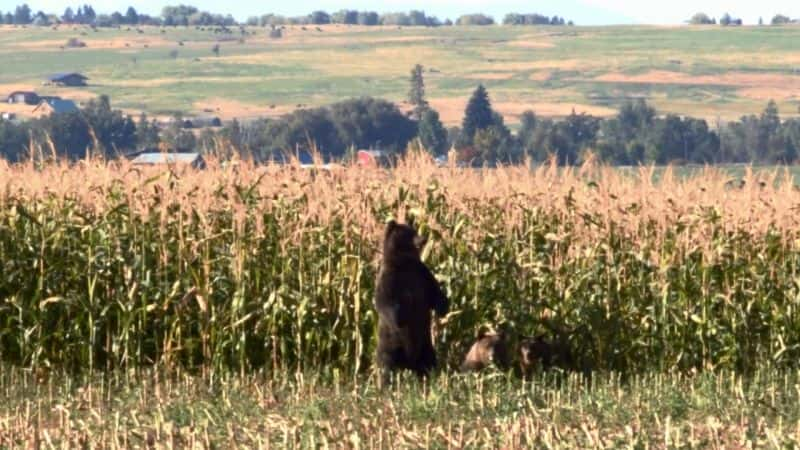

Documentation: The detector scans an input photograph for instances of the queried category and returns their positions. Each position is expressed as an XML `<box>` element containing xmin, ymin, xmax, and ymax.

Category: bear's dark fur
<box><xmin>375</xmin><ymin>220</ymin><xmax>449</xmax><ymax>380</ymax></box>
<box><xmin>518</xmin><ymin>334</ymin><xmax>573</xmax><ymax>377</ymax></box>
<box><xmin>461</xmin><ymin>330</ymin><xmax>511</xmax><ymax>372</ymax></box>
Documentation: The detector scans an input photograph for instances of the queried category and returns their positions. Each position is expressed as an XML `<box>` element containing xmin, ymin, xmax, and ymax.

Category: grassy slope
<box><xmin>1</xmin><ymin>24</ymin><xmax>800</xmax><ymax>124</ymax></box>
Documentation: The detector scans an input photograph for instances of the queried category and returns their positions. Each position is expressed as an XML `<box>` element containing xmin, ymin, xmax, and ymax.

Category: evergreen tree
<box><xmin>125</xmin><ymin>6</ymin><xmax>139</xmax><ymax>25</ymax></box>
<box><xmin>14</xmin><ymin>4</ymin><xmax>32</xmax><ymax>24</ymax></box>
<box><xmin>417</xmin><ymin>108</ymin><xmax>448</xmax><ymax>155</ymax></box>
<box><xmin>759</xmin><ymin>100</ymin><xmax>782</xmax><ymax>161</ymax></box>
<box><xmin>408</xmin><ymin>64</ymin><xmax>427</xmax><ymax>118</ymax></box>
<box><xmin>62</xmin><ymin>7</ymin><xmax>74</xmax><ymax>23</ymax></box>
<box><xmin>83</xmin><ymin>4</ymin><xmax>96</xmax><ymax>22</ymax></box>
<box><xmin>224</xmin><ymin>118</ymin><xmax>242</xmax><ymax>149</ymax></box>
<box><xmin>136</xmin><ymin>113</ymin><xmax>160</xmax><ymax>149</ymax></box>
<box><xmin>461</xmin><ymin>84</ymin><xmax>494</xmax><ymax>144</ymax></box>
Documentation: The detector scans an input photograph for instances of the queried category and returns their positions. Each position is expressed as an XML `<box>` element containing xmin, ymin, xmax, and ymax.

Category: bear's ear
<box><xmin>413</xmin><ymin>234</ymin><xmax>427</xmax><ymax>249</ymax></box>
<box><xmin>385</xmin><ymin>220</ymin><xmax>398</xmax><ymax>233</ymax></box>
<box><xmin>406</xmin><ymin>215</ymin><xmax>416</xmax><ymax>229</ymax></box>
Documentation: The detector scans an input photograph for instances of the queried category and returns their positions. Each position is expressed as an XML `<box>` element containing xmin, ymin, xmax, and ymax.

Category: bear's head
<box><xmin>461</xmin><ymin>330</ymin><xmax>510</xmax><ymax>372</ymax></box>
<box><xmin>382</xmin><ymin>220</ymin><xmax>426</xmax><ymax>264</ymax></box>
<box><xmin>519</xmin><ymin>335</ymin><xmax>571</xmax><ymax>373</ymax></box>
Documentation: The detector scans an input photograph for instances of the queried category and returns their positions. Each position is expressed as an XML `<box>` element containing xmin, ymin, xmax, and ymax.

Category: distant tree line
<box><xmin>770</xmin><ymin>14</ymin><xmax>798</xmax><ymax>25</ymax></box>
<box><xmin>0</xmin><ymin>4</ymin><xmax>235</xmax><ymax>27</ymax></box>
<box><xmin>1</xmin><ymin>3</ymin><xmax>575</xmax><ymax>28</ymax></box>
<box><xmin>688</xmin><ymin>12</ymin><xmax>799</xmax><ymax>26</ymax></box>
<box><xmin>2</xmin><ymin>77</ymin><xmax>800</xmax><ymax>166</ymax></box>
<box><xmin>247</xmin><ymin>10</ymin><xmax>446</xmax><ymax>27</ymax></box>
<box><xmin>503</xmin><ymin>13</ymin><xmax>572</xmax><ymax>26</ymax></box>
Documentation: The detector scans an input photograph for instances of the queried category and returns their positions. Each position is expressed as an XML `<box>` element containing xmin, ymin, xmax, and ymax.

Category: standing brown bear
<box><xmin>375</xmin><ymin>220</ymin><xmax>449</xmax><ymax>382</ymax></box>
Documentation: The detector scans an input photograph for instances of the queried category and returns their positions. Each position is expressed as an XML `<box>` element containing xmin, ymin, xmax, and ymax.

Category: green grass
<box><xmin>2</xmin><ymin>24</ymin><xmax>800</xmax><ymax>123</ymax></box>
<box><xmin>2</xmin><ymin>367</ymin><xmax>799</xmax><ymax>448</ymax></box>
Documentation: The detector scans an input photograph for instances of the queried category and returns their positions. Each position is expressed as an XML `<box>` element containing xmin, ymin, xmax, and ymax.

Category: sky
<box><xmin>5</xmin><ymin>0</ymin><xmax>800</xmax><ymax>25</ymax></box>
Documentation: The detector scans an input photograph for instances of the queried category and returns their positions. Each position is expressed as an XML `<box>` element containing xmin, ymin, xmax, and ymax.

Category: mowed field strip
<box><xmin>2</xmin><ymin>24</ymin><xmax>800</xmax><ymax>124</ymax></box>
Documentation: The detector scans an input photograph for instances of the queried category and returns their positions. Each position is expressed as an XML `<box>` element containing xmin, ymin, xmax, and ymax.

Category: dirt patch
<box><xmin>464</xmin><ymin>72</ymin><xmax>516</xmax><ymax>81</ymax></box>
<box><xmin>53</xmin><ymin>89</ymin><xmax>97</xmax><ymax>102</ymax></box>
<box><xmin>507</xmin><ymin>40</ymin><xmax>555</xmax><ymax>49</ymax></box>
<box><xmin>0</xmin><ymin>83</ymin><xmax>39</xmax><ymax>95</ymax></box>
<box><xmin>14</xmin><ymin>36</ymin><xmax>173</xmax><ymax>50</ymax></box>
<box><xmin>418</xmin><ymin>97</ymin><xmax>616</xmax><ymax>126</ymax></box>
<box><xmin>282</xmin><ymin>24</ymin><xmax>401</xmax><ymax>34</ymax></box>
<box><xmin>529</xmin><ymin>71</ymin><xmax>552</xmax><ymax>81</ymax></box>
<box><xmin>595</xmin><ymin>70</ymin><xmax>800</xmax><ymax>90</ymax></box>
<box><xmin>738</xmin><ymin>87</ymin><xmax>800</xmax><ymax>101</ymax></box>
<box><xmin>193</xmin><ymin>98</ymin><xmax>298</xmax><ymax>120</ymax></box>
<box><xmin>480</xmin><ymin>59</ymin><xmax>592</xmax><ymax>71</ymax></box>
<box><xmin>105</xmin><ymin>76</ymin><xmax>267</xmax><ymax>88</ymax></box>
<box><xmin>596</xmin><ymin>70</ymin><xmax>800</xmax><ymax>102</ymax></box>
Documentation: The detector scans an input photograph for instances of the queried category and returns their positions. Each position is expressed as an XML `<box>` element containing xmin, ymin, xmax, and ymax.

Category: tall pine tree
<box><xmin>418</xmin><ymin>108</ymin><xmax>448</xmax><ymax>155</ymax></box>
<box><xmin>408</xmin><ymin>64</ymin><xmax>428</xmax><ymax>119</ymax></box>
<box><xmin>461</xmin><ymin>85</ymin><xmax>494</xmax><ymax>144</ymax></box>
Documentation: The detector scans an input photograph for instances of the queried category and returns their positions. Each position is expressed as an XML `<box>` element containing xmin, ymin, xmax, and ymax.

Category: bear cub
<box><xmin>375</xmin><ymin>220</ymin><xmax>449</xmax><ymax>380</ymax></box>
<box><xmin>518</xmin><ymin>335</ymin><xmax>574</xmax><ymax>377</ymax></box>
<box><xmin>461</xmin><ymin>330</ymin><xmax>511</xmax><ymax>372</ymax></box>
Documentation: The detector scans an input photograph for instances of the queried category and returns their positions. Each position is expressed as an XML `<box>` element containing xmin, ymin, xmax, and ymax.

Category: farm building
<box><xmin>6</xmin><ymin>91</ymin><xmax>40</xmax><ymax>105</ymax></box>
<box><xmin>45</xmin><ymin>73</ymin><xmax>88</xmax><ymax>87</ymax></box>
<box><xmin>33</xmin><ymin>98</ymin><xmax>79</xmax><ymax>115</ymax></box>
<box><xmin>356</xmin><ymin>149</ymin><xmax>392</xmax><ymax>167</ymax></box>
<box><xmin>131</xmin><ymin>152</ymin><xmax>206</xmax><ymax>169</ymax></box>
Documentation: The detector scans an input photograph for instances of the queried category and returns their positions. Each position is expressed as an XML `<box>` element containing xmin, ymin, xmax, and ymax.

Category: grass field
<box><xmin>2</xmin><ymin>24</ymin><xmax>800</xmax><ymax>124</ymax></box>
<box><xmin>3</xmin><ymin>367</ymin><xmax>800</xmax><ymax>448</ymax></box>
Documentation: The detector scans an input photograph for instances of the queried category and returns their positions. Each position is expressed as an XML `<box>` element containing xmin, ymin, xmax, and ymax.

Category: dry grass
<box><xmin>595</xmin><ymin>70</ymin><xmax>800</xmax><ymax>90</ymax></box>
<box><xmin>507</xmin><ymin>39</ymin><xmax>556</xmax><ymax>49</ymax></box>
<box><xmin>463</xmin><ymin>72</ymin><xmax>516</xmax><ymax>81</ymax></box>
<box><xmin>105</xmin><ymin>76</ymin><xmax>268</xmax><ymax>89</ymax></box>
<box><xmin>422</xmin><ymin>97</ymin><xmax>616</xmax><ymax>124</ymax></box>
<box><xmin>193</xmin><ymin>98</ymin><xmax>297</xmax><ymax>120</ymax></box>
<box><xmin>12</xmin><ymin>36</ymin><xmax>173</xmax><ymax>50</ymax></box>
<box><xmin>0</xmin><ymin>366</ymin><xmax>798</xmax><ymax>448</ymax></box>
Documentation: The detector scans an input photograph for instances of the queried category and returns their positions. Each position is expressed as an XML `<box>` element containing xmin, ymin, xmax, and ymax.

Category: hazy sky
<box><xmin>7</xmin><ymin>0</ymin><xmax>800</xmax><ymax>25</ymax></box>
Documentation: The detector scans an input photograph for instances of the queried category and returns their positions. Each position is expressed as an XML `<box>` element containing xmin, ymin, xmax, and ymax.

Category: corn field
<box><xmin>1</xmin><ymin>153</ymin><xmax>800</xmax><ymax>376</ymax></box>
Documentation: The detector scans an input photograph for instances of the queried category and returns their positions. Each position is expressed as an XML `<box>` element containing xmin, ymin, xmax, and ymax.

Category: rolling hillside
<box><xmin>1</xmin><ymin>24</ymin><xmax>800</xmax><ymax>124</ymax></box>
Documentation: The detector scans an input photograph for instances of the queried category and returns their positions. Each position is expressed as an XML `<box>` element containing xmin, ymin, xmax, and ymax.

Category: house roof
<box><xmin>47</xmin><ymin>72</ymin><xmax>88</xmax><ymax>82</ymax></box>
<box><xmin>34</xmin><ymin>98</ymin><xmax>78</xmax><ymax>114</ymax></box>
<box><xmin>131</xmin><ymin>152</ymin><xmax>204</xmax><ymax>165</ymax></box>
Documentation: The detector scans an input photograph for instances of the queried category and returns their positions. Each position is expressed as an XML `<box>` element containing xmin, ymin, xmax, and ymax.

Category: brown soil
<box><xmin>419</xmin><ymin>98</ymin><xmax>616</xmax><ymax>125</ymax></box>
<box><xmin>193</xmin><ymin>98</ymin><xmax>298</xmax><ymax>120</ymax></box>
<box><xmin>595</xmin><ymin>70</ymin><xmax>800</xmax><ymax>89</ymax></box>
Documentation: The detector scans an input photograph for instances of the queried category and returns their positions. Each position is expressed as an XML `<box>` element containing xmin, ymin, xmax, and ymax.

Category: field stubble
<box><xmin>1</xmin><ymin>367</ymin><xmax>799</xmax><ymax>448</ymax></box>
